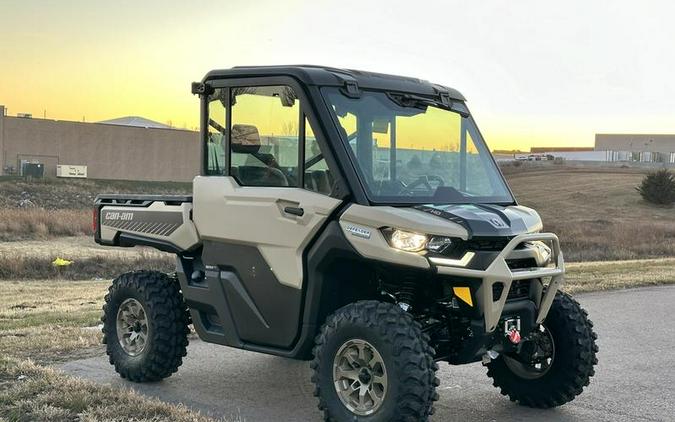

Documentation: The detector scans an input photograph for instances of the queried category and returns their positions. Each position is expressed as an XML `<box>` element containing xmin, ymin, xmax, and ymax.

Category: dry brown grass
<box><xmin>0</xmin><ymin>250</ymin><xmax>174</xmax><ymax>280</ymax></box>
<box><xmin>0</xmin><ymin>279</ymin><xmax>221</xmax><ymax>422</ymax></box>
<box><xmin>504</xmin><ymin>165</ymin><xmax>675</xmax><ymax>261</ymax></box>
<box><xmin>0</xmin><ymin>279</ymin><xmax>105</xmax><ymax>362</ymax></box>
<box><xmin>0</xmin><ymin>208</ymin><xmax>92</xmax><ymax>241</ymax></box>
<box><xmin>0</xmin><ymin>357</ymin><xmax>222</xmax><ymax>422</ymax></box>
<box><xmin>0</xmin><ymin>255</ymin><xmax>671</xmax><ymax>422</ymax></box>
<box><xmin>565</xmin><ymin>258</ymin><xmax>675</xmax><ymax>293</ymax></box>
<box><xmin>0</xmin><ymin>176</ymin><xmax>190</xmax><ymax>210</ymax></box>
<box><xmin>2</xmin><ymin>165</ymin><xmax>673</xmax><ymax>262</ymax></box>
<box><xmin>0</xmin><ymin>236</ymin><xmax>164</xmax><ymax>260</ymax></box>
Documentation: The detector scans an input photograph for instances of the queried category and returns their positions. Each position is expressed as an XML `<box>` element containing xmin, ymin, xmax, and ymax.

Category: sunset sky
<box><xmin>1</xmin><ymin>0</ymin><xmax>674</xmax><ymax>151</ymax></box>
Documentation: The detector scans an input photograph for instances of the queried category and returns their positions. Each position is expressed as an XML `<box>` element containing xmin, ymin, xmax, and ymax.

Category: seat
<box><xmin>230</xmin><ymin>124</ymin><xmax>289</xmax><ymax>186</ymax></box>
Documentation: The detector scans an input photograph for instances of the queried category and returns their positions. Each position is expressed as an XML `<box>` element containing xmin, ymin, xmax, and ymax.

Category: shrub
<box><xmin>636</xmin><ymin>169</ymin><xmax>675</xmax><ymax>205</ymax></box>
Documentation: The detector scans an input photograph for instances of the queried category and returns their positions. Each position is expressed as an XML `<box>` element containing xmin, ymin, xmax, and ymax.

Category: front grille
<box><xmin>508</xmin><ymin>280</ymin><xmax>531</xmax><ymax>300</ymax></box>
<box><xmin>492</xmin><ymin>280</ymin><xmax>531</xmax><ymax>301</ymax></box>
<box><xmin>506</xmin><ymin>258</ymin><xmax>537</xmax><ymax>270</ymax></box>
<box><xmin>464</xmin><ymin>237</ymin><xmax>512</xmax><ymax>251</ymax></box>
<box><xmin>441</xmin><ymin>237</ymin><xmax>527</xmax><ymax>260</ymax></box>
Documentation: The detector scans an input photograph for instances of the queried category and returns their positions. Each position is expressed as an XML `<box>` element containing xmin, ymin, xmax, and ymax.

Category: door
<box><xmin>193</xmin><ymin>84</ymin><xmax>342</xmax><ymax>348</ymax></box>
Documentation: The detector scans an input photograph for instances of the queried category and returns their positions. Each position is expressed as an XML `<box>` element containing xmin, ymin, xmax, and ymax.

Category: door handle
<box><xmin>283</xmin><ymin>206</ymin><xmax>304</xmax><ymax>217</ymax></box>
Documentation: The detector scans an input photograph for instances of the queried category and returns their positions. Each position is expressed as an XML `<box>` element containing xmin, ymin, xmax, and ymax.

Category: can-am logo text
<box><xmin>104</xmin><ymin>211</ymin><xmax>134</xmax><ymax>221</ymax></box>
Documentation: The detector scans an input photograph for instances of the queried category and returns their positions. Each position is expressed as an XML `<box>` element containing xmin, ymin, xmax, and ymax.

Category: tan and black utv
<box><xmin>95</xmin><ymin>65</ymin><xmax>598</xmax><ymax>421</ymax></box>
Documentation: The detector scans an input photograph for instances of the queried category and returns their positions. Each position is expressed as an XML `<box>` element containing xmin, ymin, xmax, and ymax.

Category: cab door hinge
<box><xmin>439</xmin><ymin>91</ymin><xmax>451</xmax><ymax>107</ymax></box>
<box><xmin>343</xmin><ymin>80</ymin><xmax>360</xmax><ymax>98</ymax></box>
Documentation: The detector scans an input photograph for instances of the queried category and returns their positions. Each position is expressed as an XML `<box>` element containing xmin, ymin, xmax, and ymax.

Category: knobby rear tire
<box><xmin>101</xmin><ymin>270</ymin><xmax>190</xmax><ymax>382</ymax></box>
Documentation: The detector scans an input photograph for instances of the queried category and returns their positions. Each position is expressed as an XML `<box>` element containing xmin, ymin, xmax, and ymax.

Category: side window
<box><xmin>206</xmin><ymin>89</ymin><xmax>227</xmax><ymax>175</ymax></box>
<box><xmin>230</xmin><ymin>86</ymin><xmax>299</xmax><ymax>187</ymax></box>
<box><xmin>304</xmin><ymin>118</ymin><xmax>333</xmax><ymax>195</ymax></box>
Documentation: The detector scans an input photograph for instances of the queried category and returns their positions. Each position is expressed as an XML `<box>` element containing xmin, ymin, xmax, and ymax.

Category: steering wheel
<box><xmin>400</xmin><ymin>175</ymin><xmax>445</xmax><ymax>195</ymax></box>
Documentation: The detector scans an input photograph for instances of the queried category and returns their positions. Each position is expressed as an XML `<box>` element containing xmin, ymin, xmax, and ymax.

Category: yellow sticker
<box><xmin>453</xmin><ymin>287</ymin><xmax>473</xmax><ymax>307</ymax></box>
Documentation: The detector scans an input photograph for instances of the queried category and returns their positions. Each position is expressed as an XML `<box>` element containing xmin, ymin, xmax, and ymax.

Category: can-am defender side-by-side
<box><xmin>95</xmin><ymin>66</ymin><xmax>598</xmax><ymax>421</ymax></box>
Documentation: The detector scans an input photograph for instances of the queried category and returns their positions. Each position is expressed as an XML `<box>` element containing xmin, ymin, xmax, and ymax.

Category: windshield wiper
<box><xmin>386</xmin><ymin>92</ymin><xmax>435</xmax><ymax>109</ymax></box>
<box><xmin>386</xmin><ymin>92</ymin><xmax>470</xmax><ymax>117</ymax></box>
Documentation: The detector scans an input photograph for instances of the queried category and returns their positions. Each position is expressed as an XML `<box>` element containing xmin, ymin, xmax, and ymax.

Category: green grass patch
<box><xmin>0</xmin><ymin>310</ymin><xmax>101</xmax><ymax>331</ymax></box>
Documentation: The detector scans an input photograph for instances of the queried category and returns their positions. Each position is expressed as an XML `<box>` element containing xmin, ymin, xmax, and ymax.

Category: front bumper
<box><xmin>431</xmin><ymin>233</ymin><xmax>564</xmax><ymax>333</ymax></box>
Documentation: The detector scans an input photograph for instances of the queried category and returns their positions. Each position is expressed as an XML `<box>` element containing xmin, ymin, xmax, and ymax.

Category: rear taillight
<box><xmin>92</xmin><ymin>208</ymin><xmax>98</xmax><ymax>233</ymax></box>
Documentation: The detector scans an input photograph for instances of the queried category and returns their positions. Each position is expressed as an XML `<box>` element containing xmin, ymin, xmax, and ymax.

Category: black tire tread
<box><xmin>101</xmin><ymin>270</ymin><xmax>190</xmax><ymax>382</ymax></box>
<box><xmin>311</xmin><ymin>300</ymin><xmax>439</xmax><ymax>421</ymax></box>
<box><xmin>487</xmin><ymin>291</ymin><xmax>599</xmax><ymax>408</ymax></box>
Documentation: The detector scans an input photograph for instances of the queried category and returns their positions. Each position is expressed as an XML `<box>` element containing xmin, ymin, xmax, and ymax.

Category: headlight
<box><xmin>427</xmin><ymin>236</ymin><xmax>453</xmax><ymax>253</ymax></box>
<box><xmin>386</xmin><ymin>229</ymin><xmax>428</xmax><ymax>252</ymax></box>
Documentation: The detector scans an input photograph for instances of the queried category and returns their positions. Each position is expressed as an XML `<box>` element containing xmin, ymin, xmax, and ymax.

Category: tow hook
<box><xmin>507</xmin><ymin>328</ymin><xmax>521</xmax><ymax>344</ymax></box>
<box><xmin>504</xmin><ymin>318</ymin><xmax>522</xmax><ymax>345</ymax></box>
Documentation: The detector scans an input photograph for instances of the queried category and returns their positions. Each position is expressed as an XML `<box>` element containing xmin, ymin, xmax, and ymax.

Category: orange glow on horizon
<box><xmin>2</xmin><ymin>1</ymin><xmax>673</xmax><ymax>151</ymax></box>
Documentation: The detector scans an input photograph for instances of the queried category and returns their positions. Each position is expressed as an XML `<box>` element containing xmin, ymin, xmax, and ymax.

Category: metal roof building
<box><xmin>98</xmin><ymin>116</ymin><xmax>173</xmax><ymax>129</ymax></box>
<box><xmin>595</xmin><ymin>134</ymin><xmax>675</xmax><ymax>164</ymax></box>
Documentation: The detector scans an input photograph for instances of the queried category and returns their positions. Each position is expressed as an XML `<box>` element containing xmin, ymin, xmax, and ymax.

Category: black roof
<box><xmin>202</xmin><ymin>65</ymin><xmax>465</xmax><ymax>101</ymax></box>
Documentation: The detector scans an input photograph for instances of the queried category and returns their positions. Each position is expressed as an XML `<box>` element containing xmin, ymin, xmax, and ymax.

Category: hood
<box><xmin>414</xmin><ymin>204</ymin><xmax>542</xmax><ymax>238</ymax></box>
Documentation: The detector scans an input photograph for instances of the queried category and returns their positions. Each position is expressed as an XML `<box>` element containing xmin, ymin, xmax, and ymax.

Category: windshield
<box><xmin>322</xmin><ymin>88</ymin><xmax>514</xmax><ymax>204</ymax></box>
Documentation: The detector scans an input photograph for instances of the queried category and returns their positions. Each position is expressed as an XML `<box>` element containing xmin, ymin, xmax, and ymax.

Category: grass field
<box><xmin>0</xmin><ymin>250</ymin><xmax>174</xmax><ymax>280</ymax></box>
<box><xmin>503</xmin><ymin>165</ymin><xmax>675</xmax><ymax>261</ymax></box>
<box><xmin>0</xmin><ymin>176</ymin><xmax>190</xmax><ymax>210</ymax></box>
<box><xmin>564</xmin><ymin>258</ymin><xmax>675</xmax><ymax>292</ymax></box>
<box><xmin>0</xmin><ymin>164</ymin><xmax>672</xmax><ymax>420</ymax></box>
<box><xmin>0</xmin><ymin>208</ymin><xmax>91</xmax><ymax>241</ymax></box>
<box><xmin>1</xmin><ymin>165</ymin><xmax>673</xmax><ymax>261</ymax></box>
<box><xmin>0</xmin><ymin>279</ymin><xmax>219</xmax><ymax>421</ymax></box>
<box><xmin>0</xmin><ymin>357</ymin><xmax>221</xmax><ymax>422</ymax></box>
<box><xmin>2</xmin><ymin>258</ymin><xmax>672</xmax><ymax>361</ymax></box>
<box><xmin>0</xmin><ymin>258</ymin><xmax>673</xmax><ymax>420</ymax></box>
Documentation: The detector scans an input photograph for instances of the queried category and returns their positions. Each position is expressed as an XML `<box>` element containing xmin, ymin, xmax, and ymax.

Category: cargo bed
<box><xmin>94</xmin><ymin>194</ymin><xmax>200</xmax><ymax>253</ymax></box>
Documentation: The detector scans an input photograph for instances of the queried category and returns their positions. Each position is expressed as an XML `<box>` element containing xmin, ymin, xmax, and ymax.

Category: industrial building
<box><xmin>3</xmin><ymin>102</ymin><xmax>674</xmax><ymax>182</ymax></box>
<box><xmin>0</xmin><ymin>105</ymin><xmax>200</xmax><ymax>182</ymax></box>
<box><xmin>595</xmin><ymin>134</ymin><xmax>675</xmax><ymax>164</ymax></box>
<box><xmin>498</xmin><ymin>136</ymin><xmax>675</xmax><ymax>165</ymax></box>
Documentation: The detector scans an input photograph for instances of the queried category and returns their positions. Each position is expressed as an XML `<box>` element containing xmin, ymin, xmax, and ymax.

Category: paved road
<box><xmin>62</xmin><ymin>286</ymin><xmax>675</xmax><ymax>421</ymax></box>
